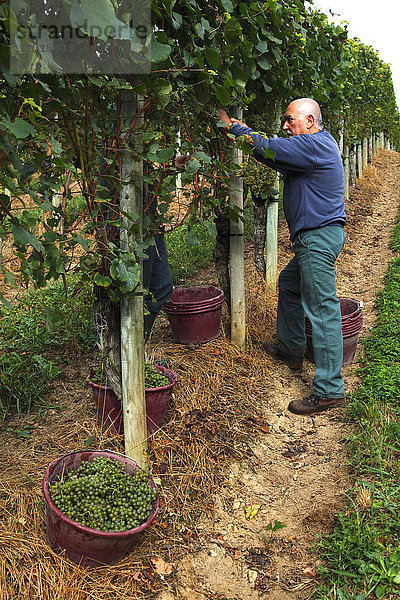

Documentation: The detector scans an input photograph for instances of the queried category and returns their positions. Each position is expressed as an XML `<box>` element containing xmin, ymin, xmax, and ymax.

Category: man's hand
<box><xmin>218</xmin><ymin>108</ymin><xmax>248</xmax><ymax>130</ymax></box>
<box><xmin>174</xmin><ymin>154</ymin><xmax>190</xmax><ymax>169</ymax></box>
<box><xmin>230</xmin><ymin>117</ymin><xmax>248</xmax><ymax>128</ymax></box>
<box><xmin>218</xmin><ymin>108</ymin><xmax>233</xmax><ymax>129</ymax></box>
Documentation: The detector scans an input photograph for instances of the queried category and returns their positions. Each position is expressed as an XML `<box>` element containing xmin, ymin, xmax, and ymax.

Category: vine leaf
<box><xmin>0</xmin><ymin>116</ymin><xmax>35</xmax><ymax>139</ymax></box>
<box><xmin>215</xmin><ymin>84</ymin><xmax>230</xmax><ymax>105</ymax></box>
<box><xmin>12</xmin><ymin>224</ymin><xmax>44</xmax><ymax>253</ymax></box>
<box><xmin>149</xmin><ymin>36</ymin><xmax>172</xmax><ymax>63</ymax></box>
<box><xmin>70</xmin><ymin>0</ymin><xmax>132</xmax><ymax>41</ymax></box>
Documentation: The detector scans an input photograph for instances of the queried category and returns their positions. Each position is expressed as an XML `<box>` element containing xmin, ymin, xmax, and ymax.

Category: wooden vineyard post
<box><xmin>338</xmin><ymin>115</ymin><xmax>344</xmax><ymax>156</ymax></box>
<box><xmin>0</xmin><ymin>187</ymin><xmax>10</xmax><ymax>256</ymax></box>
<box><xmin>344</xmin><ymin>145</ymin><xmax>349</xmax><ymax>201</ymax></box>
<box><xmin>229</xmin><ymin>107</ymin><xmax>246</xmax><ymax>350</ymax></box>
<box><xmin>119</xmin><ymin>91</ymin><xmax>147</xmax><ymax>468</ymax></box>
<box><xmin>175</xmin><ymin>128</ymin><xmax>182</xmax><ymax>198</ymax></box>
<box><xmin>265</xmin><ymin>103</ymin><xmax>281</xmax><ymax>295</ymax></box>
<box><xmin>357</xmin><ymin>142</ymin><xmax>363</xmax><ymax>179</ymax></box>
<box><xmin>362</xmin><ymin>137</ymin><xmax>368</xmax><ymax>170</ymax></box>
<box><xmin>349</xmin><ymin>144</ymin><xmax>356</xmax><ymax>188</ymax></box>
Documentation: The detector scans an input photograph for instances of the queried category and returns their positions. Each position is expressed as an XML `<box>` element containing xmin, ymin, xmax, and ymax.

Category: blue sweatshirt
<box><xmin>230</xmin><ymin>123</ymin><xmax>346</xmax><ymax>241</ymax></box>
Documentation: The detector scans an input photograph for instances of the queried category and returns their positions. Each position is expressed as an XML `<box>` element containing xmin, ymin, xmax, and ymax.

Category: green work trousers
<box><xmin>276</xmin><ymin>225</ymin><xmax>346</xmax><ymax>399</ymax></box>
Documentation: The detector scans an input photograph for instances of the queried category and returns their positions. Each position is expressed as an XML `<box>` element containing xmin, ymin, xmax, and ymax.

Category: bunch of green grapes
<box><xmin>91</xmin><ymin>363</ymin><xmax>170</xmax><ymax>389</ymax></box>
<box><xmin>145</xmin><ymin>363</ymin><xmax>170</xmax><ymax>388</ymax></box>
<box><xmin>49</xmin><ymin>457</ymin><xmax>157</xmax><ymax>532</ymax></box>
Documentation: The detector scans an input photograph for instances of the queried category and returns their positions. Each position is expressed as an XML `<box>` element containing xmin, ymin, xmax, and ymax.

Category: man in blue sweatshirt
<box><xmin>219</xmin><ymin>99</ymin><xmax>346</xmax><ymax>415</ymax></box>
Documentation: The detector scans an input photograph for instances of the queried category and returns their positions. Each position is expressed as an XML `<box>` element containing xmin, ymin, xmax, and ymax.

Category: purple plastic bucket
<box><xmin>145</xmin><ymin>366</ymin><xmax>178</xmax><ymax>433</ymax></box>
<box><xmin>163</xmin><ymin>286</ymin><xmax>224</xmax><ymax>344</ymax></box>
<box><xmin>164</xmin><ymin>286</ymin><xmax>224</xmax><ymax>309</ymax></box>
<box><xmin>88</xmin><ymin>375</ymin><xmax>122</xmax><ymax>433</ymax></box>
<box><xmin>306</xmin><ymin>332</ymin><xmax>361</xmax><ymax>366</ymax></box>
<box><xmin>305</xmin><ymin>297</ymin><xmax>363</xmax><ymax>366</ymax></box>
<box><xmin>88</xmin><ymin>366</ymin><xmax>178</xmax><ymax>435</ymax></box>
<box><xmin>42</xmin><ymin>450</ymin><xmax>159</xmax><ymax>567</ymax></box>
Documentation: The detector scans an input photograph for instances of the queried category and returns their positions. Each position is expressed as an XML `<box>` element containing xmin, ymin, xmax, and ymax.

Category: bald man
<box><xmin>219</xmin><ymin>99</ymin><xmax>346</xmax><ymax>416</ymax></box>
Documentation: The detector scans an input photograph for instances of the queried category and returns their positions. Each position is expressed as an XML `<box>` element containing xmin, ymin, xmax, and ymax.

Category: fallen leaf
<box><xmin>151</xmin><ymin>556</ymin><xmax>174</xmax><ymax>576</ymax></box>
<box><xmin>303</xmin><ymin>567</ymin><xmax>316</xmax><ymax>577</ymax></box>
<box><xmin>259</xmin><ymin>425</ymin><xmax>270</xmax><ymax>433</ymax></box>
<box><xmin>245</xmin><ymin>504</ymin><xmax>261</xmax><ymax>520</ymax></box>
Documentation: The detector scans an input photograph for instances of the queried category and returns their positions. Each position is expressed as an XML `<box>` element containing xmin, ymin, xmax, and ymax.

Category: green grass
<box><xmin>314</xmin><ymin>211</ymin><xmax>400</xmax><ymax>600</ymax></box>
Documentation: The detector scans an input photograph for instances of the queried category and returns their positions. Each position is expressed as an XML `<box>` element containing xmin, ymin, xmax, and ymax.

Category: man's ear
<box><xmin>306</xmin><ymin>114</ymin><xmax>315</xmax><ymax>130</ymax></box>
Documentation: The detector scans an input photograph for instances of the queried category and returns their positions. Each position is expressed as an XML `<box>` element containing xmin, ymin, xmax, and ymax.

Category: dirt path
<box><xmin>158</xmin><ymin>150</ymin><xmax>400</xmax><ymax>600</ymax></box>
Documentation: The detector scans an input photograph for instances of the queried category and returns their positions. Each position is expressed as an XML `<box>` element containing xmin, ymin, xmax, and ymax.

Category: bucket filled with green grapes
<box><xmin>42</xmin><ymin>450</ymin><xmax>159</xmax><ymax>567</ymax></box>
<box><xmin>88</xmin><ymin>363</ymin><xmax>178</xmax><ymax>434</ymax></box>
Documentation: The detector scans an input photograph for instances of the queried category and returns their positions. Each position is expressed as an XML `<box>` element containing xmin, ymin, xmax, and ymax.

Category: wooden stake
<box><xmin>349</xmin><ymin>144</ymin><xmax>356</xmax><ymax>188</ymax></box>
<box><xmin>229</xmin><ymin>107</ymin><xmax>246</xmax><ymax>350</ymax></box>
<box><xmin>357</xmin><ymin>142</ymin><xmax>363</xmax><ymax>179</ymax></box>
<box><xmin>119</xmin><ymin>91</ymin><xmax>147</xmax><ymax>468</ymax></box>
<box><xmin>344</xmin><ymin>145</ymin><xmax>349</xmax><ymax>201</ymax></box>
<box><xmin>265</xmin><ymin>102</ymin><xmax>281</xmax><ymax>295</ymax></box>
<box><xmin>362</xmin><ymin>137</ymin><xmax>368</xmax><ymax>170</ymax></box>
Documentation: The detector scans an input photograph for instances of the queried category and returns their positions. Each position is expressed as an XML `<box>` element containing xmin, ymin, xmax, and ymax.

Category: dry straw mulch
<box><xmin>0</xmin><ymin>254</ymin><xmax>280</xmax><ymax>599</ymax></box>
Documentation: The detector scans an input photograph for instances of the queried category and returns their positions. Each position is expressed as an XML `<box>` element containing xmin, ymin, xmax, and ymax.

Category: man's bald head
<box><xmin>282</xmin><ymin>98</ymin><xmax>323</xmax><ymax>136</ymax></box>
<box><xmin>292</xmin><ymin>98</ymin><xmax>323</xmax><ymax>128</ymax></box>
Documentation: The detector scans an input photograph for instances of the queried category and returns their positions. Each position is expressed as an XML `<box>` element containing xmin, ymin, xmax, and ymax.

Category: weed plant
<box><xmin>0</xmin><ymin>354</ymin><xmax>60</xmax><ymax>419</ymax></box>
<box><xmin>314</xmin><ymin>213</ymin><xmax>400</xmax><ymax>599</ymax></box>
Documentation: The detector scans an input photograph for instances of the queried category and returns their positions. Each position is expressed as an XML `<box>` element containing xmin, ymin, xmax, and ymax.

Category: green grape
<box><xmin>49</xmin><ymin>457</ymin><xmax>157</xmax><ymax>532</ymax></box>
<box><xmin>145</xmin><ymin>363</ymin><xmax>170</xmax><ymax>388</ymax></box>
<box><xmin>91</xmin><ymin>363</ymin><xmax>171</xmax><ymax>388</ymax></box>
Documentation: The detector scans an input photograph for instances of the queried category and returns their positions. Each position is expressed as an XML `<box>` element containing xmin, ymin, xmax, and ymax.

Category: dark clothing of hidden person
<box><xmin>143</xmin><ymin>154</ymin><xmax>189</xmax><ymax>341</ymax></box>
<box><xmin>219</xmin><ymin>99</ymin><xmax>346</xmax><ymax>416</ymax></box>
<box><xmin>142</xmin><ymin>232</ymin><xmax>173</xmax><ymax>341</ymax></box>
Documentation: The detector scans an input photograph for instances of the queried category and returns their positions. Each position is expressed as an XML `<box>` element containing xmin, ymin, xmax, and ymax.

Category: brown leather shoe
<box><xmin>288</xmin><ymin>394</ymin><xmax>344</xmax><ymax>415</ymax></box>
<box><xmin>262</xmin><ymin>342</ymin><xmax>303</xmax><ymax>370</ymax></box>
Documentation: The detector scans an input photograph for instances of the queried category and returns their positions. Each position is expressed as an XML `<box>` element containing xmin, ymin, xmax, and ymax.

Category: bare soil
<box><xmin>0</xmin><ymin>150</ymin><xmax>399</xmax><ymax>599</ymax></box>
